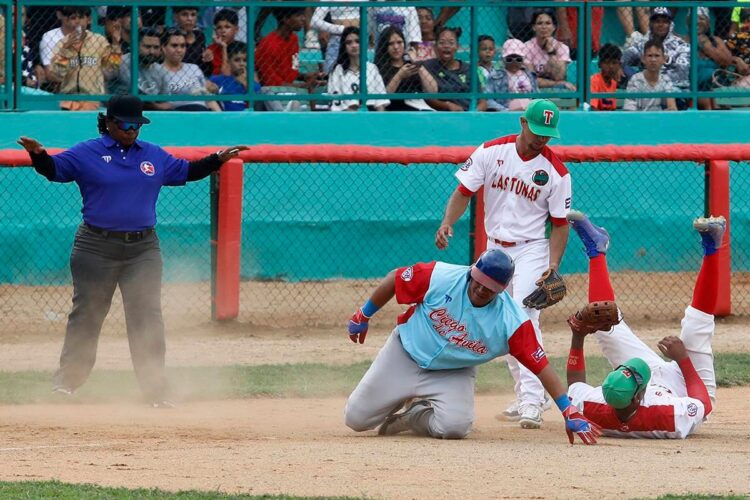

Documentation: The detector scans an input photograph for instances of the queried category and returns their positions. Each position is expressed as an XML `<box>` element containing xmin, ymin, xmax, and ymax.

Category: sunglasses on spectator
<box><xmin>115</xmin><ymin>120</ymin><xmax>142</xmax><ymax>131</ymax></box>
<box><xmin>505</xmin><ymin>55</ymin><xmax>524</xmax><ymax>63</ymax></box>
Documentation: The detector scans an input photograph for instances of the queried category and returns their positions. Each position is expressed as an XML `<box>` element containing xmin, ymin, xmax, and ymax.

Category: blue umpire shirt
<box><xmin>51</xmin><ymin>135</ymin><xmax>190</xmax><ymax>231</ymax></box>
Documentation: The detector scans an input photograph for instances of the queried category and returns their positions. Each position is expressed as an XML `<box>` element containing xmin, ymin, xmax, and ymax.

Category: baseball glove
<box><xmin>522</xmin><ymin>268</ymin><xmax>567</xmax><ymax>310</ymax></box>
<box><xmin>567</xmin><ymin>301</ymin><xmax>621</xmax><ymax>335</ymax></box>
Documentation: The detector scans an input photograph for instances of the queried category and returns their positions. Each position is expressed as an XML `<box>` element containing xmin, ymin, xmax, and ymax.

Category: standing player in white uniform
<box><xmin>435</xmin><ymin>99</ymin><xmax>572</xmax><ymax>429</ymax></box>
<box><xmin>344</xmin><ymin>249</ymin><xmax>600</xmax><ymax>444</ymax></box>
<box><xmin>564</xmin><ymin>211</ymin><xmax>720</xmax><ymax>438</ymax></box>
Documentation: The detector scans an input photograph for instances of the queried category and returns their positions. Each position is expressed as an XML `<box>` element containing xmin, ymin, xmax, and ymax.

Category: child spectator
<box><xmin>255</xmin><ymin>7</ymin><xmax>306</xmax><ymax>87</ymax></box>
<box><xmin>208</xmin><ymin>42</ymin><xmax>260</xmax><ymax>111</ymax></box>
<box><xmin>590</xmin><ymin>43</ymin><xmax>625</xmax><ymax>111</ymax></box>
<box><xmin>477</xmin><ymin>35</ymin><xmax>501</xmax><ymax>92</ymax></box>
<box><xmin>622</xmin><ymin>7</ymin><xmax>690</xmax><ymax>92</ymax></box>
<box><xmin>623</xmin><ymin>40</ymin><xmax>677</xmax><ymax>111</ymax></box>
<box><xmin>414</xmin><ymin>7</ymin><xmax>436</xmax><ymax>61</ymax></box>
<box><xmin>172</xmin><ymin>6</ymin><xmax>212</xmax><ymax>76</ymax></box>
<box><xmin>49</xmin><ymin>8</ymin><xmax>122</xmax><ymax>110</ymax></box>
<box><xmin>483</xmin><ymin>39</ymin><xmax>538</xmax><ymax>112</ymax></box>
<box><xmin>375</xmin><ymin>26</ymin><xmax>437</xmax><ymax>111</ymax></box>
<box><xmin>328</xmin><ymin>27</ymin><xmax>390</xmax><ymax>112</ymax></box>
<box><xmin>155</xmin><ymin>28</ymin><xmax>220</xmax><ymax>111</ymax></box>
<box><xmin>524</xmin><ymin>10</ymin><xmax>575</xmax><ymax>90</ymax></box>
<box><xmin>207</xmin><ymin>9</ymin><xmax>240</xmax><ymax>76</ymax></box>
<box><xmin>424</xmin><ymin>26</ymin><xmax>478</xmax><ymax>111</ymax></box>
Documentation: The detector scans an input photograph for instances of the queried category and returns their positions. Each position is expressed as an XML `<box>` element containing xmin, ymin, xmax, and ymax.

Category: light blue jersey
<box><xmin>396</xmin><ymin>262</ymin><xmax>533</xmax><ymax>370</ymax></box>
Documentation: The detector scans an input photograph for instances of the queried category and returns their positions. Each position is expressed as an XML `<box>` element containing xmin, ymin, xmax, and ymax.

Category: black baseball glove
<box><xmin>522</xmin><ymin>268</ymin><xmax>567</xmax><ymax>310</ymax></box>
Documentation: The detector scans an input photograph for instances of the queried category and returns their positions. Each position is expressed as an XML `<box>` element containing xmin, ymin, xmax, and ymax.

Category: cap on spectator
<box><xmin>650</xmin><ymin>7</ymin><xmax>673</xmax><ymax>20</ymax></box>
<box><xmin>106</xmin><ymin>95</ymin><xmax>151</xmax><ymax>125</ymax></box>
<box><xmin>523</xmin><ymin>99</ymin><xmax>560</xmax><ymax>138</ymax></box>
<box><xmin>502</xmin><ymin>39</ymin><xmax>526</xmax><ymax>58</ymax></box>
<box><xmin>697</xmin><ymin>6</ymin><xmax>710</xmax><ymax>19</ymax></box>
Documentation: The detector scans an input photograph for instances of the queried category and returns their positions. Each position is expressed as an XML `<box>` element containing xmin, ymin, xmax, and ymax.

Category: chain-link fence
<box><xmin>2</xmin><ymin>1</ymin><xmax>750</xmax><ymax>111</ymax></box>
<box><xmin>2</xmin><ymin>149</ymin><xmax>749</xmax><ymax>334</ymax></box>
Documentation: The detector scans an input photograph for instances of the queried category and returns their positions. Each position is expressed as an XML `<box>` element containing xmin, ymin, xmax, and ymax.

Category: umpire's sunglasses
<box><xmin>115</xmin><ymin>120</ymin><xmax>143</xmax><ymax>131</ymax></box>
<box><xmin>616</xmin><ymin>364</ymin><xmax>645</xmax><ymax>392</ymax></box>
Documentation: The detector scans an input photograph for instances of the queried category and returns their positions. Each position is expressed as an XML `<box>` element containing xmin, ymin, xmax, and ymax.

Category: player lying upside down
<box><xmin>343</xmin><ymin>248</ymin><xmax>601</xmax><ymax>444</ymax></box>
<box><xmin>564</xmin><ymin>211</ymin><xmax>721</xmax><ymax>438</ymax></box>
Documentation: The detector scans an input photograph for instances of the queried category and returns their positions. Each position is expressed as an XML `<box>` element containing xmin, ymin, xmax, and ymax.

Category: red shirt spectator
<box><xmin>255</xmin><ymin>30</ymin><xmax>300</xmax><ymax>86</ymax></box>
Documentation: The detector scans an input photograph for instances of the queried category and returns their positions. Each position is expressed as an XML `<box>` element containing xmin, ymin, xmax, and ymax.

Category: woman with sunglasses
<box><xmin>16</xmin><ymin>95</ymin><xmax>246</xmax><ymax>408</ymax></box>
<box><xmin>565</xmin><ymin>211</ymin><xmax>720</xmax><ymax>439</ymax></box>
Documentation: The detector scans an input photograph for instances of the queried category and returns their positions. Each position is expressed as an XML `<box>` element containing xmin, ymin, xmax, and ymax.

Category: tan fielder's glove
<box><xmin>522</xmin><ymin>268</ymin><xmax>566</xmax><ymax>310</ymax></box>
<box><xmin>567</xmin><ymin>301</ymin><xmax>621</xmax><ymax>335</ymax></box>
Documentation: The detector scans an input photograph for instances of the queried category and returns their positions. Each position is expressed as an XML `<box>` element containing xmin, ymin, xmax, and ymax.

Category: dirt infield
<box><xmin>0</xmin><ymin>391</ymin><xmax>748</xmax><ymax>499</ymax></box>
<box><xmin>2</xmin><ymin>273</ymin><xmax>750</xmax><ymax>498</ymax></box>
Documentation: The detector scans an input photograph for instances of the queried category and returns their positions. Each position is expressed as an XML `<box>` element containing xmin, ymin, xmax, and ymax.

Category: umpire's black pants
<box><xmin>53</xmin><ymin>224</ymin><xmax>168</xmax><ymax>402</ymax></box>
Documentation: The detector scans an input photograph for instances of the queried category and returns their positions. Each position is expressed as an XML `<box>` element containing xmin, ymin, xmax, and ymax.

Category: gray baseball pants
<box><xmin>53</xmin><ymin>224</ymin><xmax>168</xmax><ymax>402</ymax></box>
<box><xmin>345</xmin><ymin>328</ymin><xmax>476</xmax><ymax>439</ymax></box>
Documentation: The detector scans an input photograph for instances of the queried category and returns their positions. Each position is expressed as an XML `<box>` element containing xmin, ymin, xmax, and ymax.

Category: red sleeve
<box><xmin>394</xmin><ymin>261</ymin><xmax>436</xmax><ymax>305</ymax></box>
<box><xmin>457</xmin><ymin>183</ymin><xmax>476</xmax><ymax>196</ymax></box>
<box><xmin>255</xmin><ymin>38</ymin><xmax>283</xmax><ymax>86</ymax></box>
<box><xmin>678</xmin><ymin>358</ymin><xmax>713</xmax><ymax>416</ymax></box>
<box><xmin>508</xmin><ymin>320</ymin><xmax>549</xmax><ymax>374</ymax></box>
<box><xmin>550</xmin><ymin>216</ymin><xmax>567</xmax><ymax>227</ymax></box>
<box><xmin>209</xmin><ymin>44</ymin><xmax>223</xmax><ymax>75</ymax></box>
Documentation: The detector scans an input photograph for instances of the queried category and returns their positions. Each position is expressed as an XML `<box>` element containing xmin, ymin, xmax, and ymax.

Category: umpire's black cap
<box><xmin>106</xmin><ymin>95</ymin><xmax>151</xmax><ymax>125</ymax></box>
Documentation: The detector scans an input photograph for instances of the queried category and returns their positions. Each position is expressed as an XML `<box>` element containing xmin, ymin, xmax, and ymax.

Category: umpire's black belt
<box><xmin>85</xmin><ymin>223</ymin><xmax>154</xmax><ymax>242</ymax></box>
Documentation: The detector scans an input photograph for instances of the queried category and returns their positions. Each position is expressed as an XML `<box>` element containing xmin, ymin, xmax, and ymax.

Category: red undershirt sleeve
<box><xmin>678</xmin><ymin>358</ymin><xmax>713</xmax><ymax>416</ymax></box>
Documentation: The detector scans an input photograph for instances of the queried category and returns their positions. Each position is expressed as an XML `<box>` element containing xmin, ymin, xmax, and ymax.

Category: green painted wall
<box><xmin>1</xmin><ymin>111</ymin><xmax>747</xmax><ymax>285</ymax></box>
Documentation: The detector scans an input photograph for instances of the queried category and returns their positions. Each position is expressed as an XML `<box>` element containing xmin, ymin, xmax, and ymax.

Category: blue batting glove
<box><xmin>348</xmin><ymin>309</ymin><xmax>370</xmax><ymax>344</ymax></box>
<box><xmin>562</xmin><ymin>405</ymin><xmax>602</xmax><ymax>445</ymax></box>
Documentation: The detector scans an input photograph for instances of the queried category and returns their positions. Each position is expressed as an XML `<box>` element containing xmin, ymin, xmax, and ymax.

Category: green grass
<box><xmin>0</xmin><ymin>480</ymin><xmax>360</xmax><ymax>499</ymax></box>
<box><xmin>0</xmin><ymin>353</ymin><xmax>748</xmax><ymax>405</ymax></box>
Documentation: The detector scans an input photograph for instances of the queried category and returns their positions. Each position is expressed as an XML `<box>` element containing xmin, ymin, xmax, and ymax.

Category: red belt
<box><xmin>491</xmin><ymin>238</ymin><xmax>531</xmax><ymax>247</ymax></box>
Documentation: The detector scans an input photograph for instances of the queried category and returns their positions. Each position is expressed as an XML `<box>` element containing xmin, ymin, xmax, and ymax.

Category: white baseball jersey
<box><xmin>569</xmin><ymin>382</ymin><xmax>707</xmax><ymax>439</ymax></box>
<box><xmin>455</xmin><ymin>135</ymin><xmax>572</xmax><ymax>243</ymax></box>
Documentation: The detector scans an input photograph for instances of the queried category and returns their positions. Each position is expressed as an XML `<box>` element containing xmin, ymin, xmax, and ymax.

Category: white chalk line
<box><xmin>0</xmin><ymin>442</ymin><xmax>115</xmax><ymax>452</ymax></box>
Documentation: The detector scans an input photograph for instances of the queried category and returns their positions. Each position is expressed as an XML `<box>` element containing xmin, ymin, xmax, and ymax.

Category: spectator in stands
<box><xmin>483</xmin><ymin>38</ymin><xmax>538</xmax><ymax>112</ymax></box>
<box><xmin>206</xmin><ymin>9</ymin><xmax>240</xmax><ymax>76</ymax></box>
<box><xmin>725</xmin><ymin>8</ymin><xmax>750</xmax><ymax>88</ymax></box>
<box><xmin>17</xmin><ymin>5</ymin><xmax>46</xmax><ymax>89</ymax></box>
<box><xmin>115</xmin><ymin>27</ymin><xmax>164</xmax><ymax>98</ymax></box>
<box><xmin>556</xmin><ymin>3</ymin><xmax>603</xmax><ymax>58</ymax></box>
<box><xmin>155</xmin><ymin>28</ymin><xmax>220</xmax><ymax>111</ymax></box>
<box><xmin>424</xmin><ymin>27</ymin><xmax>480</xmax><ymax>111</ymax></box>
<box><xmin>477</xmin><ymin>35</ymin><xmax>502</xmax><ymax>92</ymax></box>
<box><xmin>623</xmin><ymin>39</ymin><xmax>677</xmax><ymax>111</ymax></box>
<box><xmin>142</xmin><ymin>7</ymin><xmax>167</xmax><ymax>33</ymax></box>
<box><xmin>524</xmin><ymin>10</ymin><xmax>575</xmax><ymax>91</ymax></box>
<box><xmin>208</xmin><ymin>42</ymin><xmax>260</xmax><ymax>111</ymax></box>
<box><xmin>414</xmin><ymin>7</ymin><xmax>436</xmax><ymax>61</ymax></box>
<box><xmin>104</xmin><ymin>6</ymin><xmax>141</xmax><ymax>54</ymax></box>
<box><xmin>615</xmin><ymin>3</ymin><xmax>650</xmax><ymax>49</ymax></box>
<box><xmin>684</xmin><ymin>7</ymin><xmax>733</xmax><ymax>109</ymax></box>
<box><xmin>375</xmin><ymin>26</ymin><xmax>437</xmax><ymax>111</ymax></box>
<box><xmin>255</xmin><ymin>7</ymin><xmax>305</xmax><ymax>87</ymax></box>
<box><xmin>729</xmin><ymin>3</ymin><xmax>750</xmax><ymax>37</ymax></box>
<box><xmin>311</xmin><ymin>1</ymin><xmax>362</xmax><ymax>73</ymax></box>
<box><xmin>369</xmin><ymin>1</ymin><xmax>422</xmax><ymax>49</ymax></box>
<box><xmin>172</xmin><ymin>6</ymin><xmax>212</xmax><ymax>76</ymax></box>
<box><xmin>328</xmin><ymin>27</ymin><xmax>390</xmax><ymax>112</ymax></box>
<box><xmin>589</xmin><ymin>44</ymin><xmax>627</xmax><ymax>111</ymax></box>
<box><xmin>48</xmin><ymin>9</ymin><xmax>122</xmax><ymax>111</ymax></box>
<box><xmin>40</xmin><ymin>6</ymin><xmax>90</xmax><ymax>87</ymax></box>
<box><xmin>622</xmin><ymin>8</ymin><xmax>690</xmax><ymax>93</ymax></box>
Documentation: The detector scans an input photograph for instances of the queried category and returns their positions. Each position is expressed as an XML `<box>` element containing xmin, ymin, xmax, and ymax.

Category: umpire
<box><xmin>17</xmin><ymin>95</ymin><xmax>246</xmax><ymax>408</ymax></box>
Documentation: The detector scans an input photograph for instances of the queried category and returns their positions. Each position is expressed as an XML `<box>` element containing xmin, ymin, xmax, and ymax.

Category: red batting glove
<box><xmin>348</xmin><ymin>309</ymin><xmax>370</xmax><ymax>344</ymax></box>
<box><xmin>562</xmin><ymin>405</ymin><xmax>602</xmax><ymax>445</ymax></box>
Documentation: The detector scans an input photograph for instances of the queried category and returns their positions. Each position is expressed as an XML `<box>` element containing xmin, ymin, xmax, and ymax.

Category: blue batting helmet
<box><xmin>470</xmin><ymin>249</ymin><xmax>515</xmax><ymax>292</ymax></box>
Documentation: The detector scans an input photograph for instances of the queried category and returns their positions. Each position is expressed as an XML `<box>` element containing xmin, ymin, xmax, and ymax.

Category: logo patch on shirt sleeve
<box><xmin>400</xmin><ymin>266</ymin><xmax>414</xmax><ymax>281</ymax></box>
<box><xmin>460</xmin><ymin>157</ymin><xmax>472</xmax><ymax>171</ymax></box>
<box><xmin>140</xmin><ymin>161</ymin><xmax>156</xmax><ymax>176</ymax></box>
<box><xmin>531</xmin><ymin>346</ymin><xmax>546</xmax><ymax>362</ymax></box>
<box><xmin>687</xmin><ymin>403</ymin><xmax>698</xmax><ymax>417</ymax></box>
